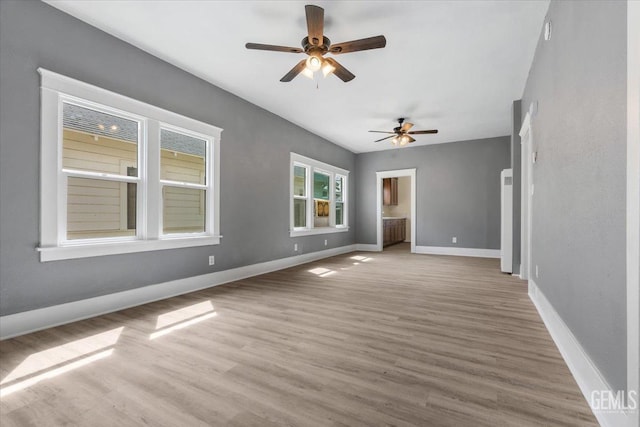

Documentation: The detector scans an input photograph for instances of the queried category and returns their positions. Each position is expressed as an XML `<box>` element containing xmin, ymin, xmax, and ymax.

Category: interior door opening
<box><xmin>376</xmin><ymin>169</ymin><xmax>416</xmax><ymax>253</ymax></box>
<box><xmin>382</xmin><ymin>176</ymin><xmax>410</xmax><ymax>252</ymax></box>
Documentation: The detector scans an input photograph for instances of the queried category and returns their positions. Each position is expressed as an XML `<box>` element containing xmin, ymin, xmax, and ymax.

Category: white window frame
<box><xmin>37</xmin><ymin>69</ymin><xmax>222</xmax><ymax>262</ymax></box>
<box><xmin>290</xmin><ymin>153</ymin><xmax>349</xmax><ymax>237</ymax></box>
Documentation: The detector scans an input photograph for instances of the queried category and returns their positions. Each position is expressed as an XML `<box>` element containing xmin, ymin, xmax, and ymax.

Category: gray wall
<box><xmin>355</xmin><ymin>137</ymin><xmax>510</xmax><ymax>249</ymax></box>
<box><xmin>0</xmin><ymin>0</ymin><xmax>355</xmax><ymax>315</ymax></box>
<box><xmin>521</xmin><ymin>0</ymin><xmax>627</xmax><ymax>391</ymax></box>
<box><xmin>510</xmin><ymin>100</ymin><xmax>522</xmax><ymax>274</ymax></box>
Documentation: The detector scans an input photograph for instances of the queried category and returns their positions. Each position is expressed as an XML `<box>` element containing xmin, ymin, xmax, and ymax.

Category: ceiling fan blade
<box><xmin>407</xmin><ymin>130</ymin><xmax>439</xmax><ymax>135</ymax></box>
<box><xmin>401</xmin><ymin>122</ymin><xmax>414</xmax><ymax>132</ymax></box>
<box><xmin>305</xmin><ymin>5</ymin><xmax>324</xmax><ymax>46</ymax></box>
<box><xmin>323</xmin><ymin>57</ymin><xmax>355</xmax><ymax>82</ymax></box>
<box><xmin>368</xmin><ymin>130</ymin><xmax>395</xmax><ymax>134</ymax></box>
<box><xmin>407</xmin><ymin>136</ymin><xmax>416</xmax><ymax>143</ymax></box>
<box><xmin>374</xmin><ymin>135</ymin><xmax>396</xmax><ymax>143</ymax></box>
<box><xmin>329</xmin><ymin>35</ymin><xmax>386</xmax><ymax>54</ymax></box>
<box><xmin>280</xmin><ymin>59</ymin><xmax>307</xmax><ymax>82</ymax></box>
<box><xmin>245</xmin><ymin>43</ymin><xmax>303</xmax><ymax>53</ymax></box>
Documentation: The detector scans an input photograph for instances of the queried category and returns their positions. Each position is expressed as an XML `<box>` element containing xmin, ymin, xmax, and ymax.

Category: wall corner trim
<box><xmin>528</xmin><ymin>280</ymin><xmax>634</xmax><ymax>427</ymax></box>
<box><xmin>627</xmin><ymin>2</ymin><xmax>640</xmax><ymax>426</ymax></box>
<box><xmin>0</xmin><ymin>244</ymin><xmax>357</xmax><ymax>340</ymax></box>
<box><xmin>414</xmin><ymin>246</ymin><xmax>500</xmax><ymax>259</ymax></box>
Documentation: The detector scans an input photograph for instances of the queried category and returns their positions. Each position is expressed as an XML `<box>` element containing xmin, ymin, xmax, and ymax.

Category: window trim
<box><xmin>289</xmin><ymin>153</ymin><xmax>349</xmax><ymax>237</ymax></box>
<box><xmin>37</xmin><ymin>68</ymin><xmax>222</xmax><ymax>262</ymax></box>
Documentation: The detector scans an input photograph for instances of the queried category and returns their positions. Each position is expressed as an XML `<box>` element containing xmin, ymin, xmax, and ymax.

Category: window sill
<box><xmin>290</xmin><ymin>227</ymin><xmax>349</xmax><ymax>237</ymax></box>
<box><xmin>37</xmin><ymin>235</ymin><xmax>221</xmax><ymax>262</ymax></box>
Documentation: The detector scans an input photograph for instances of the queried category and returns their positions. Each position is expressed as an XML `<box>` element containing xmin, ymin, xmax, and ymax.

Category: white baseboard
<box><xmin>415</xmin><ymin>245</ymin><xmax>500</xmax><ymax>258</ymax></box>
<box><xmin>529</xmin><ymin>280</ymin><xmax>633</xmax><ymax>427</ymax></box>
<box><xmin>356</xmin><ymin>244</ymin><xmax>379</xmax><ymax>252</ymax></box>
<box><xmin>0</xmin><ymin>244</ymin><xmax>357</xmax><ymax>340</ymax></box>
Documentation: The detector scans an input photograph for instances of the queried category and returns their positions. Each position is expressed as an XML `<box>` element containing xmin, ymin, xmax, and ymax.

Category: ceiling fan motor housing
<box><xmin>302</xmin><ymin>36</ymin><xmax>331</xmax><ymax>55</ymax></box>
<box><xmin>394</xmin><ymin>118</ymin><xmax>405</xmax><ymax>134</ymax></box>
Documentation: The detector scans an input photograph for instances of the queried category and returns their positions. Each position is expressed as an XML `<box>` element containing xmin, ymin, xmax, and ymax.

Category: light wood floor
<box><xmin>0</xmin><ymin>244</ymin><xmax>597</xmax><ymax>426</ymax></box>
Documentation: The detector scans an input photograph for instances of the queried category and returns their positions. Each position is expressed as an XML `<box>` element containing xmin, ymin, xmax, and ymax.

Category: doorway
<box><xmin>376</xmin><ymin>169</ymin><xmax>416</xmax><ymax>253</ymax></box>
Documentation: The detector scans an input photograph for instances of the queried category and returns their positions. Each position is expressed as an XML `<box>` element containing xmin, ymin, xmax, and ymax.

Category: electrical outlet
<box><xmin>324</xmin><ymin>239</ymin><xmax>328</xmax><ymax>246</ymax></box>
<box><xmin>452</xmin><ymin>237</ymin><xmax>457</xmax><ymax>244</ymax></box>
<box><xmin>208</xmin><ymin>255</ymin><xmax>215</xmax><ymax>266</ymax></box>
<box><xmin>294</xmin><ymin>243</ymin><xmax>298</xmax><ymax>251</ymax></box>
<box><xmin>535</xmin><ymin>265</ymin><xmax>539</xmax><ymax>278</ymax></box>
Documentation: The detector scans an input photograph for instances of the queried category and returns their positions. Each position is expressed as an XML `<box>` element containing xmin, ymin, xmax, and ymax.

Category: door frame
<box><xmin>376</xmin><ymin>168</ymin><xmax>416</xmax><ymax>252</ymax></box>
<box><xmin>519</xmin><ymin>112</ymin><xmax>533</xmax><ymax>280</ymax></box>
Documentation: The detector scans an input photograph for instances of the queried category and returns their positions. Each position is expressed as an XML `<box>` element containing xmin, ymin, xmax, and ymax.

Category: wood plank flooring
<box><xmin>0</xmin><ymin>244</ymin><xmax>597</xmax><ymax>426</ymax></box>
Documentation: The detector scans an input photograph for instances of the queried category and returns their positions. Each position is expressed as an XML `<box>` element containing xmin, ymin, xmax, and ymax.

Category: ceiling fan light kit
<box><xmin>393</xmin><ymin>135</ymin><xmax>412</xmax><ymax>146</ymax></box>
<box><xmin>246</xmin><ymin>4</ymin><xmax>386</xmax><ymax>83</ymax></box>
<box><xmin>306</xmin><ymin>55</ymin><xmax>322</xmax><ymax>71</ymax></box>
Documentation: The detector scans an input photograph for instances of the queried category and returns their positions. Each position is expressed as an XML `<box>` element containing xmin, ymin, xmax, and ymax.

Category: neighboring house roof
<box><xmin>63</xmin><ymin>103</ymin><xmax>206</xmax><ymax>157</ymax></box>
<box><xmin>160</xmin><ymin>129</ymin><xmax>206</xmax><ymax>158</ymax></box>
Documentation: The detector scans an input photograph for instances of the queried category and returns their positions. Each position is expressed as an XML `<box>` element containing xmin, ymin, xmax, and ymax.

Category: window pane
<box><xmin>161</xmin><ymin>129</ymin><xmax>206</xmax><ymax>185</ymax></box>
<box><xmin>63</xmin><ymin>103</ymin><xmax>138</xmax><ymax>175</ymax></box>
<box><xmin>314</xmin><ymin>200</ymin><xmax>330</xmax><ymax>228</ymax></box>
<box><xmin>294</xmin><ymin>199</ymin><xmax>306</xmax><ymax>228</ymax></box>
<box><xmin>163</xmin><ymin>186</ymin><xmax>205</xmax><ymax>234</ymax></box>
<box><xmin>335</xmin><ymin>176</ymin><xmax>343</xmax><ymax>202</ymax></box>
<box><xmin>313</xmin><ymin>172</ymin><xmax>330</xmax><ymax>200</ymax></box>
<box><xmin>293</xmin><ymin>165</ymin><xmax>306</xmax><ymax>197</ymax></box>
<box><xmin>336</xmin><ymin>202</ymin><xmax>344</xmax><ymax>226</ymax></box>
<box><xmin>66</xmin><ymin>177</ymin><xmax>136</xmax><ymax>240</ymax></box>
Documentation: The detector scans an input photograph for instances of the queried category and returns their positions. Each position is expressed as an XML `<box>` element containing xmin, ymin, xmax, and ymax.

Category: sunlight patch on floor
<box><xmin>156</xmin><ymin>300</ymin><xmax>215</xmax><ymax>329</ymax></box>
<box><xmin>150</xmin><ymin>301</ymin><xmax>217</xmax><ymax>340</ymax></box>
<box><xmin>308</xmin><ymin>267</ymin><xmax>338</xmax><ymax>278</ymax></box>
<box><xmin>0</xmin><ymin>349</ymin><xmax>113</xmax><ymax>398</ymax></box>
<box><xmin>0</xmin><ymin>327</ymin><xmax>123</xmax><ymax>397</ymax></box>
<box><xmin>319</xmin><ymin>271</ymin><xmax>336</xmax><ymax>277</ymax></box>
<box><xmin>350</xmin><ymin>255</ymin><xmax>373</xmax><ymax>262</ymax></box>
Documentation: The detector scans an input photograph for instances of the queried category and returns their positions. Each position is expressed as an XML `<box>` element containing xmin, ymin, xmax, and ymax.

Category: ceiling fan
<box><xmin>245</xmin><ymin>4</ymin><xmax>386</xmax><ymax>82</ymax></box>
<box><xmin>369</xmin><ymin>118</ymin><xmax>438</xmax><ymax>146</ymax></box>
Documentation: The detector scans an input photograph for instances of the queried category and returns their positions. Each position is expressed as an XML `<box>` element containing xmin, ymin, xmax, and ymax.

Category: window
<box><xmin>293</xmin><ymin>165</ymin><xmax>308</xmax><ymax>228</ymax></box>
<box><xmin>290</xmin><ymin>153</ymin><xmax>349</xmax><ymax>237</ymax></box>
<box><xmin>62</xmin><ymin>102</ymin><xmax>142</xmax><ymax>241</ymax></box>
<box><xmin>160</xmin><ymin>128</ymin><xmax>208</xmax><ymax>235</ymax></box>
<box><xmin>313</xmin><ymin>171</ymin><xmax>330</xmax><ymax>228</ymax></box>
<box><xmin>38</xmin><ymin>69</ymin><xmax>222</xmax><ymax>261</ymax></box>
<box><xmin>335</xmin><ymin>175</ymin><xmax>345</xmax><ymax>226</ymax></box>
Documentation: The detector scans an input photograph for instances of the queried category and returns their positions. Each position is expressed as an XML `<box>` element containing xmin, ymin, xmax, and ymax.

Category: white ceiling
<box><xmin>45</xmin><ymin>0</ymin><xmax>549</xmax><ymax>153</ymax></box>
